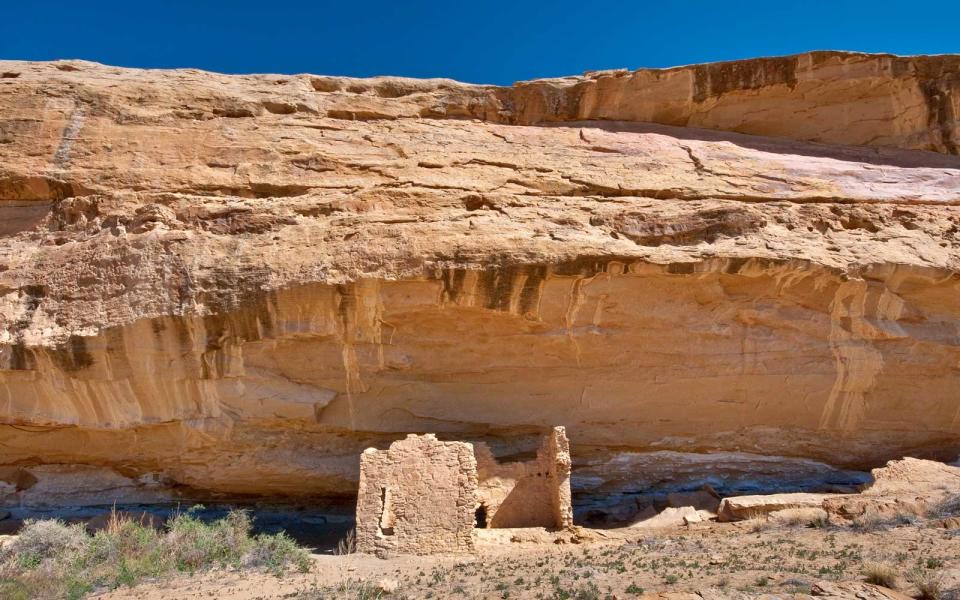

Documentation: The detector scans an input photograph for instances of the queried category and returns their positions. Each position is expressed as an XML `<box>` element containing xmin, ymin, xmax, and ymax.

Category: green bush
<box><xmin>626</xmin><ymin>582</ymin><xmax>644</xmax><ymax>595</ymax></box>
<box><xmin>572</xmin><ymin>582</ymin><xmax>600</xmax><ymax>600</ymax></box>
<box><xmin>0</xmin><ymin>508</ymin><xmax>312</xmax><ymax>598</ymax></box>
<box><xmin>245</xmin><ymin>532</ymin><xmax>311</xmax><ymax>575</ymax></box>
<box><xmin>166</xmin><ymin>508</ymin><xmax>252</xmax><ymax>571</ymax></box>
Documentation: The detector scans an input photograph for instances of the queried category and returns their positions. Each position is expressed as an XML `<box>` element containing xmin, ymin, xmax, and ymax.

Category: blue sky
<box><xmin>3</xmin><ymin>1</ymin><xmax>959</xmax><ymax>85</ymax></box>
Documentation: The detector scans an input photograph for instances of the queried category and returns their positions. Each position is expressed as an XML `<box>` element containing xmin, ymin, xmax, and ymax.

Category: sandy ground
<box><xmin>93</xmin><ymin>519</ymin><xmax>960</xmax><ymax>599</ymax></box>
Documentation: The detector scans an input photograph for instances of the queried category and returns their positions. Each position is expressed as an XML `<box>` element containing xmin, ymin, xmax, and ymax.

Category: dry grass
<box><xmin>862</xmin><ymin>561</ymin><xmax>898</xmax><ymax>589</ymax></box>
<box><xmin>745</xmin><ymin>516</ymin><xmax>772</xmax><ymax>533</ymax></box>
<box><xmin>57</xmin><ymin>508</ymin><xmax>960</xmax><ymax>600</ymax></box>
<box><xmin>930</xmin><ymin>494</ymin><xmax>960</xmax><ymax>519</ymax></box>
<box><xmin>295</xmin><ymin>578</ymin><xmax>387</xmax><ymax>600</ymax></box>
<box><xmin>335</xmin><ymin>528</ymin><xmax>356</xmax><ymax>556</ymax></box>
<box><xmin>851</xmin><ymin>511</ymin><xmax>918</xmax><ymax>532</ymax></box>
<box><xmin>0</xmin><ymin>507</ymin><xmax>311</xmax><ymax>599</ymax></box>
<box><xmin>908</xmin><ymin>566</ymin><xmax>944</xmax><ymax>600</ymax></box>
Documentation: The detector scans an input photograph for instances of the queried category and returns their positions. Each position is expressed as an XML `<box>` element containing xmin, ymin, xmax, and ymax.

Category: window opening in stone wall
<box><xmin>378</xmin><ymin>486</ymin><xmax>395</xmax><ymax>536</ymax></box>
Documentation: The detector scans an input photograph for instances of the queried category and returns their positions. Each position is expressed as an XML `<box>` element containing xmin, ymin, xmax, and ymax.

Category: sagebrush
<box><xmin>0</xmin><ymin>507</ymin><xmax>311</xmax><ymax>599</ymax></box>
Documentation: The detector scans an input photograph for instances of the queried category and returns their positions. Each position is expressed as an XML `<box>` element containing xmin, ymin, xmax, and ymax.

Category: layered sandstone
<box><xmin>824</xmin><ymin>457</ymin><xmax>960</xmax><ymax>520</ymax></box>
<box><xmin>0</xmin><ymin>52</ymin><xmax>959</xmax><ymax>507</ymax></box>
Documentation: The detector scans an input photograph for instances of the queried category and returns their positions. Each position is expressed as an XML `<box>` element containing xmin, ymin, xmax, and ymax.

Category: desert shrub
<box><xmin>165</xmin><ymin>508</ymin><xmax>253</xmax><ymax>570</ymax></box>
<box><xmin>293</xmin><ymin>579</ymin><xmax>387</xmax><ymax>600</ymax></box>
<box><xmin>908</xmin><ymin>567</ymin><xmax>943</xmax><ymax>600</ymax></box>
<box><xmin>572</xmin><ymin>581</ymin><xmax>600</xmax><ymax>600</ymax></box>
<box><xmin>244</xmin><ymin>532</ymin><xmax>311</xmax><ymax>575</ymax></box>
<box><xmin>81</xmin><ymin>513</ymin><xmax>168</xmax><ymax>589</ymax></box>
<box><xmin>550</xmin><ymin>582</ymin><xmax>594</xmax><ymax>600</ymax></box>
<box><xmin>5</xmin><ymin>519</ymin><xmax>87</xmax><ymax>567</ymax></box>
<box><xmin>852</xmin><ymin>512</ymin><xmax>917</xmax><ymax>531</ymax></box>
<box><xmin>862</xmin><ymin>561</ymin><xmax>898</xmax><ymax>588</ymax></box>
<box><xmin>0</xmin><ymin>579</ymin><xmax>31</xmax><ymax>600</ymax></box>
<box><xmin>745</xmin><ymin>516</ymin><xmax>773</xmax><ymax>533</ymax></box>
<box><xmin>807</xmin><ymin>515</ymin><xmax>829</xmax><ymax>528</ymax></box>
<box><xmin>929</xmin><ymin>494</ymin><xmax>960</xmax><ymax>518</ymax></box>
<box><xmin>782</xmin><ymin>578</ymin><xmax>811</xmax><ymax>594</ymax></box>
<box><xmin>0</xmin><ymin>507</ymin><xmax>312</xmax><ymax>598</ymax></box>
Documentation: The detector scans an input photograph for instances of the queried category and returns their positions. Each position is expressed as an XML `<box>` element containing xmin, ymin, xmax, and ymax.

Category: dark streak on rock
<box><xmin>6</xmin><ymin>285</ymin><xmax>47</xmax><ymax>371</ymax></box>
<box><xmin>48</xmin><ymin>335</ymin><xmax>95</xmax><ymax>372</ymax></box>
<box><xmin>441</xmin><ymin>269</ymin><xmax>467</xmax><ymax>304</ymax></box>
<box><xmin>920</xmin><ymin>82</ymin><xmax>958</xmax><ymax>155</ymax></box>
<box><xmin>198</xmin><ymin>267</ymin><xmax>275</xmax><ymax>379</ymax></box>
<box><xmin>692</xmin><ymin>56</ymin><xmax>799</xmax><ymax>103</ymax></box>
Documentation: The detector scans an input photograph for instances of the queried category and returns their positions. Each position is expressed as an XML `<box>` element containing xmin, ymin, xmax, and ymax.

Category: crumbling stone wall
<box><xmin>475</xmin><ymin>426</ymin><xmax>573</xmax><ymax>528</ymax></box>
<box><xmin>549</xmin><ymin>426</ymin><xmax>574</xmax><ymax>527</ymax></box>
<box><xmin>356</xmin><ymin>434</ymin><xmax>478</xmax><ymax>556</ymax></box>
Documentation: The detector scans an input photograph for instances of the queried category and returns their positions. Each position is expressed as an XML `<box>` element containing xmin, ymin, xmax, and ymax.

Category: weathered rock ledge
<box><xmin>0</xmin><ymin>53</ymin><xmax>958</xmax><ymax>506</ymax></box>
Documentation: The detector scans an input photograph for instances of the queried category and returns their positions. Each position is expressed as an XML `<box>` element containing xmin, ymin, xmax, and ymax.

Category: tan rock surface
<box><xmin>0</xmin><ymin>53</ymin><xmax>959</xmax><ymax>502</ymax></box>
<box><xmin>810</xmin><ymin>581</ymin><xmax>913</xmax><ymax>600</ymax></box>
<box><xmin>629</xmin><ymin>506</ymin><xmax>714</xmax><ymax>529</ymax></box>
<box><xmin>717</xmin><ymin>493</ymin><xmax>842</xmax><ymax>522</ymax></box>
<box><xmin>767</xmin><ymin>507</ymin><xmax>830</xmax><ymax>524</ymax></box>
<box><xmin>824</xmin><ymin>457</ymin><xmax>960</xmax><ymax>519</ymax></box>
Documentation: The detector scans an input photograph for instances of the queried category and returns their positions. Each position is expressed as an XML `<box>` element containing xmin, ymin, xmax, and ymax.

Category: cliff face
<box><xmin>0</xmin><ymin>52</ymin><xmax>959</xmax><ymax>508</ymax></box>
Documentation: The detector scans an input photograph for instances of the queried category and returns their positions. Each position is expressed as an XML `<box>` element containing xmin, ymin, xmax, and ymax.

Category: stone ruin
<box><xmin>356</xmin><ymin>427</ymin><xmax>572</xmax><ymax>556</ymax></box>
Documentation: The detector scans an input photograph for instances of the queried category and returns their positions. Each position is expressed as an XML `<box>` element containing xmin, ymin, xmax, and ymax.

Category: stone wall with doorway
<box><xmin>475</xmin><ymin>426</ymin><xmax>573</xmax><ymax>528</ymax></box>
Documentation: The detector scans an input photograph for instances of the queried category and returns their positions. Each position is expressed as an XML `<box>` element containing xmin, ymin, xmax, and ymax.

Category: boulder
<box><xmin>717</xmin><ymin>493</ymin><xmax>841</xmax><ymax>522</ymax></box>
<box><xmin>630</xmin><ymin>506</ymin><xmax>713</xmax><ymax>529</ymax></box>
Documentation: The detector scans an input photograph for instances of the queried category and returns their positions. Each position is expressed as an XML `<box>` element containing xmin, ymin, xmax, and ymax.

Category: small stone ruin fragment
<box><xmin>356</xmin><ymin>427</ymin><xmax>572</xmax><ymax>556</ymax></box>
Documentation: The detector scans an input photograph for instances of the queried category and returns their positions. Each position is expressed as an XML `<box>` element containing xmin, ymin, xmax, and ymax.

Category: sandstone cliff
<box><xmin>0</xmin><ymin>52</ymin><xmax>958</xmax><ymax>507</ymax></box>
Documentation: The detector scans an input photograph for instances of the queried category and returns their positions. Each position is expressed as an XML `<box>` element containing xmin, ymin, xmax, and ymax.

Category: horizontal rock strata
<box><xmin>0</xmin><ymin>53</ymin><xmax>958</xmax><ymax>505</ymax></box>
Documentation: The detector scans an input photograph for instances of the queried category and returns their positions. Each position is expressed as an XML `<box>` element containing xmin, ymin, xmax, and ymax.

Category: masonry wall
<box><xmin>548</xmin><ymin>426</ymin><xmax>575</xmax><ymax>528</ymax></box>
<box><xmin>475</xmin><ymin>426</ymin><xmax>573</xmax><ymax>528</ymax></box>
<box><xmin>356</xmin><ymin>434</ymin><xmax>478</xmax><ymax>556</ymax></box>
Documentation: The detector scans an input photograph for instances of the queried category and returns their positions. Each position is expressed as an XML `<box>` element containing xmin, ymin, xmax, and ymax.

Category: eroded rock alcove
<box><xmin>0</xmin><ymin>51</ymin><xmax>958</xmax><ymax>517</ymax></box>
